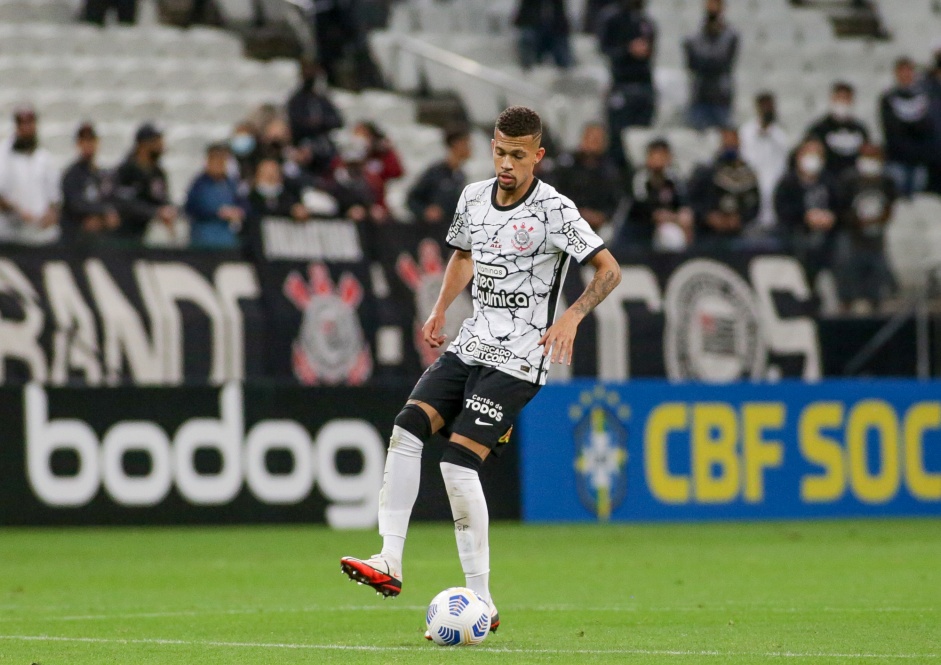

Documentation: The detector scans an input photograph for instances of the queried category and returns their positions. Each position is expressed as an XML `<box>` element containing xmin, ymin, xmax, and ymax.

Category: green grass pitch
<box><xmin>0</xmin><ymin>520</ymin><xmax>938</xmax><ymax>664</ymax></box>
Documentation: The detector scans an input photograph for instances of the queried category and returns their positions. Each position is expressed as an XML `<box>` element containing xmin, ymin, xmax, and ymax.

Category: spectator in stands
<box><xmin>683</xmin><ymin>0</ymin><xmax>739</xmax><ymax>131</ymax></box>
<box><xmin>406</xmin><ymin>127</ymin><xmax>471</xmax><ymax>224</ymax></box>
<box><xmin>928</xmin><ymin>40</ymin><xmax>941</xmax><ymax>194</ymax></box>
<box><xmin>185</xmin><ymin>143</ymin><xmax>246</xmax><ymax>249</ymax></box>
<box><xmin>688</xmin><ymin>128</ymin><xmax>760</xmax><ymax>244</ymax></box>
<box><xmin>0</xmin><ymin>106</ymin><xmax>61</xmax><ymax>245</ymax></box>
<box><xmin>247</xmin><ymin>158</ymin><xmax>307</xmax><ymax>221</ymax></box>
<box><xmin>835</xmin><ymin>143</ymin><xmax>898</xmax><ymax>313</ymax></box>
<box><xmin>599</xmin><ymin>0</ymin><xmax>657</xmax><ymax>170</ymax></box>
<box><xmin>807</xmin><ymin>82</ymin><xmax>870</xmax><ymax>180</ymax></box>
<box><xmin>549</xmin><ymin>123</ymin><xmax>622</xmax><ymax>238</ymax></box>
<box><xmin>880</xmin><ymin>56</ymin><xmax>934</xmax><ymax>197</ymax></box>
<box><xmin>331</xmin><ymin>136</ymin><xmax>389</xmax><ymax>224</ymax></box>
<box><xmin>351</xmin><ymin>121</ymin><xmax>404</xmax><ymax>210</ymax></box>
<box><xmin>740</xmin><ymin>92</ymin><xmax>789</xmax><ymax>232</ymax></box>
<box><xmin>113</xmin><ymin>123</ymin><xmax>178</xmax><ymax>241</ymax></box>
<box><xmin>83</xmin><ymin>0</ymin><xmax>136</xmax><ymax>25</ymax></box>
<box><xmin>61</xmin><ymin>122</ymin><xmax>119</xmax><ymax>243</ymax></box>
<box><xmin>775</xmin><ymin>138</ymin><xmax>839</xmax><ymax>269</ymax></box>
<box><xmin>259</xmin><ymin>118</ymin><xmax>310</xmax><ymax>182</ymax></box>
<box><xmin>514</xmin><ymin>0</ymin><xmax>575</xmax><ymax>70</ymax></box>
<box><xmin>286</xmin><ymin>60</ymin><xmax>344</xmax><ymax>175</ymax></box>
<box><xmin>622</xmin><ymin>138</ymin><xmax>693</xmax><ymax>251</ymax></box>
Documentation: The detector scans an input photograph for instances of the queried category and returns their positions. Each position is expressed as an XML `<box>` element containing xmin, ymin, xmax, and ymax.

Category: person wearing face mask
<box><xmin>807</xmin><ymin>82</ymin><xmax>871</xmax><ymax>180</ymax></box>
<box><xmin>599</xmin><ymin>0</ymin><xmax>658</xmax><ymax>171</ymax></box>
<box><xmin>113</xmin><ymin>123</ymin><xmax>178</xmax><ymax>242</ymax></box>
<box><xmin>0</xmin><ymin>105</ymin><xmax>61</xmax><ymax>245</ymax></box>
<box><xmin>286</xmin><ymin>59</ymin><xmax>343</xmax><ymax>176</ymax></box>
<box><xmin>775</xmin><ymin>138</ymin><xmax>839</xmax><ymax>272</ymax></box>
<box><xmin>880</xmin><ymin>56</ymin><xmax>934</xmax><ymax>198</ymax></box>
<box><xmin>688</xmin><ymin>128</ymin><xmax>760</xmax><ymax>246</ymax></box>
<box><xmin>834</xmin><ymin>143</ymin><xmax>898</xmax><ymax>313</ymax></box>
<box><xmin>247</xmin><ymin>157</ymin><xmax>308</xmax><ymax>222</ymax></box>
<box><xmin>740</xmin><ymin>92</ymin><xmax>790</xmax><ymax>232</ymax></box>
<box><xmin>228</xmin><ymin>121</ymin><xmax>259</xmax><ymax>182</ymax></box>
<box><xmin>683</xmin><ymin>0</ymin><xmax>739</xmax><ymax>131</ymax></box>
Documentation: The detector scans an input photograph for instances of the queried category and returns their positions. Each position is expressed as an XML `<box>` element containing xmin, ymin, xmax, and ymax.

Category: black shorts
<box><xmin>409</xmin><ymin>352</ymin><xmax>541</xmax><ymax>452</ymax></box>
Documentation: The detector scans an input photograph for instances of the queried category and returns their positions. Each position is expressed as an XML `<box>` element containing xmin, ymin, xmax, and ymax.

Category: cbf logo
<box><xmin>570</xmin><ymin>385</ymin><xmax>629</xmax><ymax>521</ymax></box>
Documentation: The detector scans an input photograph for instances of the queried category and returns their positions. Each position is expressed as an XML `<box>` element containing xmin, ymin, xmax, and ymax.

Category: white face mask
<box><xmin>799</xmin><ymin>153</ymin><xmax>824</xmax><ymax>177</ymax></box>
<box><xmin>857</xmin><ymin>157</ymin><xmax>883</xmax><ymax>177</ymax></box>
<box><xmin>830</xmin><ymin>102</ymin><xmax>852</xmax><ymax>120</ymax></box>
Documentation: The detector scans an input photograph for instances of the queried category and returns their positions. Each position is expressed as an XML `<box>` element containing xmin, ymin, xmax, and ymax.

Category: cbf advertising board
<box><xmin>520</xmin><ymin>381</ymin><xmax>941</xmax><ymax>521</ymax></box>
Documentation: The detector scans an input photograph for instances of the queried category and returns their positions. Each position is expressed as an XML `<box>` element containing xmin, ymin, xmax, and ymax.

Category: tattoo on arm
<box><xmin>572</xmin><ymin>268</ymin><xmax>619</xmax><ymax>318</ymax></box>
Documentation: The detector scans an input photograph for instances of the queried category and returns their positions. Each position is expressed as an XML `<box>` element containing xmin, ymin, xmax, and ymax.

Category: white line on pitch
<box><xmin>0</xmin><ymin>634</ymin><xmax>936</xmax><ymax>659</ymax></box>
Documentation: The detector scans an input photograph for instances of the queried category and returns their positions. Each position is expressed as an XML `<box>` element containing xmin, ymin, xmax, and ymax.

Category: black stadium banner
<box><xmin>0</xmin><ymin>382</ymin><xmax>521</xmax><ymax>526</ymax></box>
<box><xmin>0</xmin><ymin>231</ymin><xmax>928</xmax><ymax>387</ymax></box>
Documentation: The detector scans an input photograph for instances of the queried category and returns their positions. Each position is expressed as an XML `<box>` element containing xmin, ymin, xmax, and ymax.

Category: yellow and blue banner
<box><xmin>520</xmin><ymin>380</ymin><xmax>941</xmax><ymax>521</ymax></box>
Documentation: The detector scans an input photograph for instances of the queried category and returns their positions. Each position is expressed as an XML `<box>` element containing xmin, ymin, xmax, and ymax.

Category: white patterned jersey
<box><xmin>445</xmin><ymin>177</ymin><xmax>606</xmax><ymax>385</ymax></box>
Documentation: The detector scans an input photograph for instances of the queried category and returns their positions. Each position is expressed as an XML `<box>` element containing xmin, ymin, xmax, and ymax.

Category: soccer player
<box><xmin>340</xmin><ymin>106</ymin><xmax>621</xmax><ymax>633</ymax></box>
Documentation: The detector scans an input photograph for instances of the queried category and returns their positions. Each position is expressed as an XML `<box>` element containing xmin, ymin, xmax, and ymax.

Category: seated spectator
<box><xmin>113</xmin><ymin>123</ymin><xmax>178</xmax><ymax>241</ymax></box>
<box><xmin>740</xmin><ymin>92</ymin><xmax>789</xmax><ymax>231</ymax></box>
<box><xmin>286</xmin><ymin>60</ymin><xmax>343</xmax><ymax>175</ymax></box>
<box><xmin>61</xmin><ymin>122</ymin><xmax>119</xmax><ymax>242</ymax></box>
<box><xmin>549</xmin><ymin>123</ymin><xmax>623</xmax><ymax>238</ymax></box>
<box><xmin>514</xmin><ymin>0</ymin><xmax>574</xmax><ymax>70</ymax></box>
<box><xmin>228</xmin><ymin>121</ymin><xmax>260</xmax><ymax>182</ymax></box>
<box><xmin>928</xmin><ymin>40</ymin><xmax>941</xmax><ymax>194</ymax></box>
<box><xmin>351</xmin><ymin>121</ymin><xmax>405</xmax><ymax>210</ymax></box>
<box><xmin>332</xmin><ymin>137</ymin><xmax>389</xmax><ymax>224</ymax></box>
<box><xmin>775</xmin><ymin>138</ymin><xmax>839</xmax><ymax>268</ymax></box>
<box><xmin>880</xmin><ymin>56</ymin><xmax>934</xmax><ymax>197</ymax></box>
<box><xmin>835</xmin><ymin>143</ymin><xmax>898</xmax><ymax>313</ymax></box>
<box><xmin>807</xmin><ymin>82</ymin><xmax>870</xmax><ymax>180</ymax></box>
<box><xmin>683</xmin><ymin>0</ymin><xmax>739</xmax><ymax>130</ymax></box>
<box><xmin>184</xmin><ymin>143</ymin><xmax>246</xmax><ymax>249</ymax></box>
<box><xmin>623</xmin><ymin>138</ymin><xmax>693</xmax><ymax>251</ymax></box>
<box><xmin>83</xmin><ymin>0</ymin><xmax>135</xmax><ymax>25</ymax></box>
<box><xmin>248</xmin><ymin>158</ymin><xmax>307</xmax><ymax>221</ymax></box>
<box><xmin>407</xmin><ymin>127</ymin><xmax>471</xmax><ymax>224</ymax></box>
<box><xmin>688</xmin><ymin>128</ymin><xmax>760</xmax><ymax>244</ymax></box>
<box><xmin>0</xmin><ymin>105</ymin><xmax>60</xmax><ymax>245</ymax></box>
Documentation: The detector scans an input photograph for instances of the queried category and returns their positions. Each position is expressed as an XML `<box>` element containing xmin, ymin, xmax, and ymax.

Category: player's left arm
<box><xmin>538</xmin><ymin>249</ymin><xmax>621</xmax><ymax>365</ymax></box>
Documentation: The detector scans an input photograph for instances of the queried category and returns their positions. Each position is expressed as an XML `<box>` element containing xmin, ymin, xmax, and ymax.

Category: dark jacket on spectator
<box><xmin>688</xmin><ymin>157</ymin><xmax>760</xmax><ymax>237</ymax></box>
<box><xmin>247</xmin><ymin>183</ymin><xmax>302</xmax><ymax>219</ymax></box>
<box><xmin>880</xmin><ymin>83</ymin><xmax>935</xmax><ymax>166</ymax></box>
<box><xmin>406</xmin><ymin>161</ymin><xmax>467</xmax><ymax>223</ymax></box>
<box><xmin>599</xmin><ymin>7</ymin><xmax>657</xmax><ymax>86</ymax></box>
<box><xmin>683</xmin><ymin>23</ymin><xmax>739</xmax><ymax>106</ymax></box>
<box><xmin>60</xmin><ymin>157</ymin><xmax>114</xmax><ymax>240</ymax></box>
<box><xmin>806</xmin><ymin>115</ymin><xmax>870</xmax><ymax>178</ymax></box>
<box><xmin>549</xmin><ymin>151</ymin><xmax>622</xmax><ymax>219</ymax></box>
<box><xmin>514</xmin><ymin>0</ymin><xmax>570</xmax><ymax>33</ymax></box>
<box><xmin>837</xmin><ymin>169</ymin><xmax>897</xmax><ymax>250</ymax></box>
<box><xmin>286</xmin><ymin>84</ymin><xmax>343</xmax><ymax>170</ymax></box>
<box><xmin>774</xmin><ymin>170</ymin><xmax>839</xmax><ymax>234</ymax></box>
<box><xmin>626</xmin><ymin>166</ymin><xmax>687</xmax><ymax>243</ymax></box>
<box><xmin>113</xmin><ymin>156</ymin><xmax>171</xmax><ymax>238</ymax></box>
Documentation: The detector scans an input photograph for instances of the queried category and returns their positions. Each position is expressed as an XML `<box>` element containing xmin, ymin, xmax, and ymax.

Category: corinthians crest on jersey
<box><xmin>445</xmin><ymin>177</ymin><xmax>605</xmax><ymax>385</ymax></box>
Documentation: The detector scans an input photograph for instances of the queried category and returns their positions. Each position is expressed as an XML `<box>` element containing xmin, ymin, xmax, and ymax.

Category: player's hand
<box><xmin>422</xmin><ymin>310</ymin><xmax>448</xmax><ymax>348</ymax></box>
<box><xmin>538</xmin><ymin>311</ymin><xmax>579</xmax><ymax>365</ymax></box>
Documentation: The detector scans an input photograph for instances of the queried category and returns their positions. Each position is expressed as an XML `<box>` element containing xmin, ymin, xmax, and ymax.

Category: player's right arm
<box><xmin>423</xmin><ymin>249</ymin><xmax>473</xmax><ymax>348</ymax></box>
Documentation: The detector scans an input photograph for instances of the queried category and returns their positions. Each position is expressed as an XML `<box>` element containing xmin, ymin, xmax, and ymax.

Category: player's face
<box><xmin>492</xmin><ymin>130</ymin><xmax>545</xmax><ymax>193</ymax></box>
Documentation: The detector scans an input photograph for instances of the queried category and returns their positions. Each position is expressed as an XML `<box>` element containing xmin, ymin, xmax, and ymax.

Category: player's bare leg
<box><xmin>340</xmin><ymin>400</ymin><xmax>443</xmax><ymax>597</ymax></box>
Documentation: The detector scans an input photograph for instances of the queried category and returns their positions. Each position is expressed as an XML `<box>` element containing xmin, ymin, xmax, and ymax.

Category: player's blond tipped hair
<box><xmin>495</xmin><ymin>106</ymin><xmax>542</xmax><ymax>143</ymax></box>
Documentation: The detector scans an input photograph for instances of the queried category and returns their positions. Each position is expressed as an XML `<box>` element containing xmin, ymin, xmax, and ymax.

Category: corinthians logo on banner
<box><xmin>570</xmin><ymin>385</ymin><xmax>629</xmax><ymax>521</ymax></box>
<box><xmin>283</xmin><ymin>263</ymin><xmax>372</xmax><ymax>386</ymax></box>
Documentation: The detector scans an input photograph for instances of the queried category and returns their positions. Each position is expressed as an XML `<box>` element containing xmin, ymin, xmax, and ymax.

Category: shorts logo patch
<box><xmin>465</xmin><ymin>394</ymin><xmax>504</xmax><ymax>423</ymax></box>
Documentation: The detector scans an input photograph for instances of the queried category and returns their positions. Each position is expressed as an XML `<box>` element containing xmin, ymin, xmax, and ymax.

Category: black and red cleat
<box><xmin>340</xmin><ymin>555</ymin><xmax>402</xmax><ymax>598</ymax></box>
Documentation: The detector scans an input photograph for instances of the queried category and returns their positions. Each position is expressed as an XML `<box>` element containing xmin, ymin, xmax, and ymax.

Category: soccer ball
<box><xmin>425</xmin><ymin>587</ymin><xmax>491</xmax><ymax>646</ymax></box>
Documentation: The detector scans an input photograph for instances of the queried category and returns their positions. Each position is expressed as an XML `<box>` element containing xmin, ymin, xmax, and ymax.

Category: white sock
<box><xmin>377</xmin><ymin>425</ymin><xmax>423</xmax><ymax>571</ymax></box>
<box><xmin>440</xmin><ymin>461</ymin><xmax>491</xmax><ymax>604</ymax></box>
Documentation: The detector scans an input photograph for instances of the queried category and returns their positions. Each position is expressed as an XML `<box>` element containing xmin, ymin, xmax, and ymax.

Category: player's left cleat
<box><xmin>425</xmin><ymin>599</ymin><xmax>499</xmax><ymax>640</ymax></box>
<box><xmin>340</xmin><ymin>555</ymin><xmax>402</xmax><ymax>598</ymax></box>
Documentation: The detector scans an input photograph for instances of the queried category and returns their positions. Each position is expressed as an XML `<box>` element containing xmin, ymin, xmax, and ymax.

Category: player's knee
<box><xmin>440</xmin><ymin>441</ymin><xmax>484</xmax><ymax>472</ymax></box>
<box><xmin>393</xmin><ymin>403</ymin><xmax>432</xmax><ymax>444</ymax></box>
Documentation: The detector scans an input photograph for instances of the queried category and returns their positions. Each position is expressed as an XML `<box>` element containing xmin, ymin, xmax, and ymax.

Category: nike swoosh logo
<box><xmin>475</xmin><ymin>418</ymin><xmax>493</xmax><ymax>426</ymax></box>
